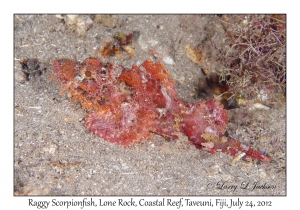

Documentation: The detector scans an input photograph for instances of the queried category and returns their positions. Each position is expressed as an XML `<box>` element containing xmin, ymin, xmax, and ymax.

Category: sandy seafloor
<box><xmin>14</xmin><ymin>14</ymin><xmax>286</xmax><ymax>196</ymax></box>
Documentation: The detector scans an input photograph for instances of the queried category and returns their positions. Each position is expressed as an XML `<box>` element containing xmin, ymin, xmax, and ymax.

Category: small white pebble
<box><xmin>242</xmin><ymin>19</ymin><xmax>248</xmax><ymax>25</ymax></box>
<box><xmin>251</xmin><ymin>103</ymin><xmax>270</xmax><ymax>110</ymax></box>
<box><xmin>55</xmin><ymin>14</ymin><xmax>64</xmax><ymax>19</ymax></box>
<box><xmin>163</xmin><ymin>56</ymin><xmax>174</xmax><ymax>65</ymax></box>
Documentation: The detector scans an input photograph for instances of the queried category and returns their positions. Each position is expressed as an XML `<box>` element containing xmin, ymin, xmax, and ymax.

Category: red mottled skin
<box><xmin>51</xmin><ymin>57</ymin><xmax>271</xmax><ymax>162</ymax></box>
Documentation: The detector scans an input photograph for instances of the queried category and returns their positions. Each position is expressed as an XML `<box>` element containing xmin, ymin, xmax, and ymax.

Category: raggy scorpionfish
<box><xmin>51</xmin><ymin>57</ymin><xmax>271</xmax><ymax>162</ymax></box>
